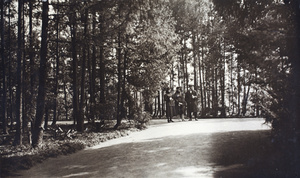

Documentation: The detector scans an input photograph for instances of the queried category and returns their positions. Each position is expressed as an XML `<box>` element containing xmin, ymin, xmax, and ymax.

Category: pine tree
<box><xmin>32</xmin><ymin>0</ymin><xmax>49</xmax><ymax>147</ymax></box>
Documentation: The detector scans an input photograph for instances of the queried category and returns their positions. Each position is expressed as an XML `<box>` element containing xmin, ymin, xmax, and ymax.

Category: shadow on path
<box><xmin>210</xmin><ymin>130</ymin><xmax>300</xmax><ymax>178</ymax></box>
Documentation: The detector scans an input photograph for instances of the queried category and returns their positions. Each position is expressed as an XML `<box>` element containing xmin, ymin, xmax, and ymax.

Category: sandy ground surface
<box><xmin>15</xmin><ymin>118</ymin><xmax>291</xmax><ymax>178</ymax></box>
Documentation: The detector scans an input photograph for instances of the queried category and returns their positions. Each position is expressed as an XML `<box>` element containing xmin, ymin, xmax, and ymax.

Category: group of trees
<box><xmin>0</xmin><ymin>0</ymin><xmax>179</xmax><ymax>147</ymax></box>
<box><xmin>167</xmin><ymin>0</ymin><xmax>294</xmax><ymax>120</ymax></box>
<box><xmin>1</xmin><ymin>0</ymin><xmax>299</xmax><ymax>147</ymax></box>
<box><xmin>170</xmin><ymin>0</ymin><xmax>300</xmax><ymax>140</ymax></box>
<box><xmin>210</xmin><ymin>0</ymin><xmax>300</xmax><ymax>140</ymax></box>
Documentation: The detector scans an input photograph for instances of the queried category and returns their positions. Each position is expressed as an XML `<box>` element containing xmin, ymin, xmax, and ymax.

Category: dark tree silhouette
<box><xmin>32</xmin><ymin>0</ymin><xmax>49</xmax><ymax>147</ymax></box>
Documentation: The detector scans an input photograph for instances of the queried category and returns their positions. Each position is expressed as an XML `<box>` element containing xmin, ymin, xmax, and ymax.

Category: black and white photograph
<box><xmin>1</xmin><ymin>0</ymin><xmax>300</xmax><ymax>177</ymax></box>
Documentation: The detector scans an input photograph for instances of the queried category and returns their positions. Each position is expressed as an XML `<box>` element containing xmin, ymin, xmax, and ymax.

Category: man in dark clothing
<box><xmin>173</xmin><ymin>87</ymin><xmax>186</xmax><ymax>121</ymax></box>
<box><xmin>164</xmin><ymin>88</ymin><xmax>175</xmax><ymax>123</ymax></box>
<box><xmin>185</xmin><ymin>85</ymin><xmax>198</xmax><ymax>121</ymax></box>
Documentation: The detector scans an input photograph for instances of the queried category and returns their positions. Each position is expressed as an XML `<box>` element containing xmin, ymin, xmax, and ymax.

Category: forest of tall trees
<box><xmin>1</xmin><ymin>0</ymin><xmax>299</xmax><ymax>147</ymax></box>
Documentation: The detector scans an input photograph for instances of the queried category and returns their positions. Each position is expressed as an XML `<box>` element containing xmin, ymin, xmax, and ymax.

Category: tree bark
<box><xmin>158</xmin><ymin>90</ymin><xmax>161</xmax><ymax>118</ymax></box>
<box><xmin>192</xmin><ymin>33</ymin><xmax>198</xmax><ymax>88</ymax></box>
<box><xmin>15</xmin><ymin>0</ymin><xmax>23</xmax><ymax>145</ymax></box>
<box><xmin>22</xmin><ymin>3</ymin><xmax>30</xmax><ymax>144</ymax></box>
<box><xmin>99</xmin><ymin>15</ymin><xmax>106</xmax><ymax>122</ymax></box>
<box><xmin>1</xmin><ymin>1</ymin><xmax>8</xmax><ymax>135</ymax></box>
<box><xmin>52</xmin><ymin>2</ymin><xmax>59</xmax><ymax>127</ymax></box>
<box><xmin>198</xmin><ymin>35</ymin><xmax>204</xmax><ymax>115</ymax></box>
<box><xmin>28</xmin><ymin>0</ymin><xmax>34</xmax><ymax>145</ymax></box>
<box><xmin>115</xmin><ymin>30</ymin><xmax>122</xmax><ymax>129</ymax></box>
<box><xmin>230</xmin><ymin>52</ymin><xmax>234</xmax><ymax>115</ymax></box>
<box><xmin>206</xmin><ymin>69</ymin><xmax>211</xmax><ymax>111</ymax></box>
<box><xmin>89</xmin><ymin>13</ymin><xmax>96</xmax><ymax>123</ymax></box>
<box><xmin>69</xmin><ymin>2</ymin><xmax>79</xmax><ymax>128</ymax></box>
<box><xmin>99</xmin><ymin>45</ymin><xmax>105</xmax><ymax>103</ymax></box>
<box><xmin>78</xmin><ymin>7</ymin><xmax>88</xmax><ymax>132</ymax></box>
<box><xmin>44</xmin><ymin>105</ymin><xmax>49</xmax><ymax>130</ymax></box>
<box><xmin>7</xmin><ymin>3</ymin><xmax>13</xmax><ymax>131</ymax></box>
<box><xmin>237</xmin><ymin>59</ymin><xmax>241</xmax><ymax>117</ymax></box>
<box><xmin>64</xmin><ymin>74</ymin><xmax>68</xmax><ymax>120</ymax></box>
<box><xmin>220</xmin><ymin>39</ymin><xmax>226</xmax><ymax>117</ymax></box>
<box><xmin>211</xmin><ymin>67</ymin><xmax>217</xmax><ymax>117</ymax></box>
<box><xmin>32</xmin><ymin>1</ymin><xmax>49</xmax><ymax>147</ymax></box>
<box><xmin>120</xmin><ymin>48</ymin><xmax>127</xmax><ymax>119</ymax></box>
<box><xmin>203</xmin><ymin>67</ymin><xmax>207</xmax><ymax>111</ymax></box>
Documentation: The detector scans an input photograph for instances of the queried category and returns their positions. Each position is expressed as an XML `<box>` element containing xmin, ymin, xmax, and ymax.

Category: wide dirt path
<box><xmin>17</xmin><ymin>118</ymin><xmax>272</xmax><ymax>178</ymax></box>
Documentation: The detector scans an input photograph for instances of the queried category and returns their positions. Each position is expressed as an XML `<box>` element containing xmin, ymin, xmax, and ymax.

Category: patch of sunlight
<box><xmin>62</xmin><ymin>171</ymin><xmax>98</xmax><ymax>177</ymax></box>
<box><xmin>160</xmin><ymin>147</ymin><xmax>172</xmax><ymax>150</ymax></box>
<box><xmin>155</xmin><ymin>163</ymin><xmax>167</xmax><ymax>167</ymax></box>
<box><xmin>63</xmin><ymin>165</ymin><xmax>87</xmax><ymax>169</ymax></box>
<box><xmin>109</xmin><ymin>166</ymin><xmax>118</xmax><ymax>170</ymax></box>
<box><xmin>174</xmin><ymin>166</ymin><xmax>215</xmax><ymax>178</ymax></box>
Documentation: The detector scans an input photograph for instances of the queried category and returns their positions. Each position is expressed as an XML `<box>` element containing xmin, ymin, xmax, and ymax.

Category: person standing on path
<box><xmin>173</xmin><ymin>87</ymin><xmax>186</xmax><ymax>121</ymax></box>
<box><xmin>185</xmin><ymin>85</ymin><xmax>198</xmax><ymax>121</ymax></box>
<box><xmin>164</xmin><ymin>87</ymin><xmax>175</xmax><ymax>123</ymax></box>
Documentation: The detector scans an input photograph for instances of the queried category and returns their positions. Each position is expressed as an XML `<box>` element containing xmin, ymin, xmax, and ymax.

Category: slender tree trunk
<box><xmin>237</xmin><ymin>60</ymin><xmax>241</xmax><ymax>117</ymax></box>
<box><xmin>99</xmin><ymin>45</ymin><xmax>105</xmax><ymax>104</ymax></box>
<box><xmin>198</xmin><ymin>36</ymin><xmax>204</xmax><ymax>115</ymax></box>
<box><xmin>220</xmin><ymin>68</ymin><xmax>226</xmax><ymax>117</ymax></box>
<box><xmin>215</xmin><ymin>67</ymin><xmax>218</xmax><ymax>115</ymax></box>
<box><xmin>78</xmin><ymin>7</ymin><xmax>88</xmax><ymax>132</ymax></box>
<box><xmin>185</xmin><ymin>59</ymin><xmax>189</xmax><ymax>88</ymax></box>
<box><xmin>181</xmin><ymin>49</ymin><xmax>185</xmax><ymax>91</ymax></box>
<box><xmin>44</xmin><ymin>105</ymin><xmax>49</xmax><ymax>130</ymax></box>
<box><xmin>242</xmin><ymin>84</ymin><xmax>251</xmax><ymax>117</ymax></box>
<box><xmin>115</xmin><ymin>30</ymin><xmax>122</xmax><ymax>129</ymax></box>
<box><xmin>192</xmin><ymin>33</ymin><xmax>197</xmax><ymax>88</ymax></box>
<box><xmin>89</xmin><ymin>13</ymin><xmax>96</xmax><ymax>123</ymax></box>
<box><xmin>154</xmin><ymin>96</ymin><xmax>157</xmax><ymax>117</ymax></box>
<box><xmin>206</xmin><ymin>69</ymin><xmax>210</xmax><ymax>110</ymax></box>
<box><xmin>32</xmin><ymin>1</ymin><xmax>49</xmax><ymax>147</ymax></box>
<box><xmin>87</xmin><ymin>45</ymin><xmax>92</xmax><ymax>122</ymax></box>
<box><xmin>64</xmin><ymin>75</ymin><xmax>68</xmax><ymax>120</ymax></box>
<box><xmin>1</xmin><ymin>1</ymin><xmax>8</xmax><ymax>135</ymax></box>
<box><xmin>52</xmin><ymin>3</ymin><xmax>59</xmax><ymax>126</ymax></box>
<box><xmin>22</xmin><ymin>3</ymin><xmax>30</xmax><ymax>143</ymax></box>
<box><xmin>230</xmin><ymin>52</ymin><xmax>234</xmax><ymax>116</ymax></box>
<box><xmin>70</xmin><ymin>3</ymin><xmax>79</xmax><ymax>128</ymax></box>
<box><xmin>220</xmin><ymin>39</ymin><xmax>226</xmax><ymax>117</ymax></box>
<box><xmin>203</xmin><ymin>68</ymin><xmax>207</xmax><ymax>110</ymax></box>
<box><xmin>15</xmin><ymin>0</ymin><xmax>23</xmax><ymax>146</ymax></box>
<box><xmin>211</xmin><ymin>68</ymin><xmax>216</xmax><ymax>117</ymax></box>
<box><xmin>8</xmin><ymin>3</ymin><xmax>13</xmax><ymax>131</ymax></box>
<box><xmin>120</xmin><ymin>47</ymin><xmax>127</xmax><ymax>119</ymax></box>
<box><xmin>28</xmin><ymin>0</ymin><xmax>34</xmax><ymax>144</ymax></box>
<box><xmin>158</xmin><ymin>90</ymin><xmax>161</xmax><ymax>118</ymax></box>
<box><xmin>170</xmin><ymin>64</ymin><xmax>174</xmax><ymax>89</ymax></box>
<box><xmin>99</xmin><ymin>15</ymin><xmax>106</xmax><ymax>118</ymax></box>
<box><xmin>162</xmin><ymin>90</ymin><xmax>165</xmax><ymax>116</ymax></box>
<box><xmin>255</xmin><ymin>68</ymin><xmax>259</xmax><ymax>116</ymax></box>
<box><xmin>184</xmin><ymin>40</ymin><xmax>189</xmax><ymax>89</ymax></box>
<box><xmin>242</xmin><ymin>69</ymin><xmax>246</xmax><ymax>116</ymax></box>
